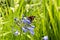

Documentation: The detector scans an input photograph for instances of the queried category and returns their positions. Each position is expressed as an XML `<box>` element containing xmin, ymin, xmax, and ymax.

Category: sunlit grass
<box><xmin>0</xmin><ymin>0</ymin><xmax>60</xmax><ymax>40</ymax></box>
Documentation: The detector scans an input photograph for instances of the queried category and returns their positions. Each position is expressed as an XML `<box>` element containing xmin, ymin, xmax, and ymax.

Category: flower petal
<box><xmin>27</xmin><ymin>27</ymin><xmax>34</xmax><ymax>35</ymax></box>
<box><xmin>30</xmin><ymin>30</ymin><xmax>34</xmax><ymax>35</ymax></box>
<box><xmin>42</xmin><ymin>36</ymin><xmax>48</xmax><ymax>40</ymax></box>
<box><xmin>22</xmin><ymin>27</ymin><xmax>27</xmax><ymax>32</ymax></box>
<box><xmin>22</xmin><ymin>18</ymin><xmax>31</xmax><ymax>24</ymax></box>
<box><xmin>31</xmin><ymin>25</ymin><xmax>35</xmax><ymax>28</ymax></box>
<box><xmin>27</xmin><ymin>27</ymin><xmax>34</xmax><ymax>31</ymax></box>
<box><xmin>14</xmin><ymin>30</ymin><xmax>19</xmax><ymax>36</ymax></box>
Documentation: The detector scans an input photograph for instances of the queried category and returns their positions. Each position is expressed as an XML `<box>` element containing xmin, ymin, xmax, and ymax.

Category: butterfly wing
<box><xmin>27</xmin><ymin>16</ymin><xmax>35</xmax><ymax>22</ymax></box>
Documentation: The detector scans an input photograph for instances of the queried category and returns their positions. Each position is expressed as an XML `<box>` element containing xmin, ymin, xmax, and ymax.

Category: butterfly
<box><xmin>14</xmin><ymin>16</ymin><xmax>35</xmax><ymax>26</ymax></box>
<box><xmin>22</xmin><ymin>16</ymin><xmax>35</xmax><ymax>24</ymax></box>
<box><xmin>14</xmin><ymin>16</ymin><xmax>35</xmax><ymax>35</ymax></box>
<box><xmin>27</xmin><ymin>16</ymin><xmax>35</xmax><ymax>22</ymax></box>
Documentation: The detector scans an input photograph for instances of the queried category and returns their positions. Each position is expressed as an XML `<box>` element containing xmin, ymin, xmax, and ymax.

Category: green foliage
<box><xmin>0</xmin><ymin>0</ymin><xmax>60</xmax><ymax>40</ymax></box>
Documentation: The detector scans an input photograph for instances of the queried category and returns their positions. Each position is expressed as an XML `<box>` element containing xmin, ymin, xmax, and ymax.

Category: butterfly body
<box><xmin>27</xmin><ymin>16</ymin><xmax>35</xmax><ymax>22</ymax></box>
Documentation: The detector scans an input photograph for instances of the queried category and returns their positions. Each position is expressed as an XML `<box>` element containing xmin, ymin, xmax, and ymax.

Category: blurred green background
<box><xmin>0</xmin><ymin>0</ymin><xmax>60</xmax><ymax>40</ymax></box>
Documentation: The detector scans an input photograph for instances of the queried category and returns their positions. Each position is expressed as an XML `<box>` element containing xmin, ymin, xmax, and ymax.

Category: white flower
<box><xmin>42</xmin><ymin>36</ymin><xmax>48</xmax><ymax>40</ymax></box>
<box><xmin>14</xmin><ymin>30</ymin><xmax>20</xmax><ymax>36</ymax></box>
<box><xmin>10</xmin><ymin>7</ymin><xmax>15</xmax><ymax>12</ymax></box>
<box><xmin>26</xmin><ymin>4</ymin><xmax>30</xmax><ymax>7</ymax></box>
<box><xmin>25</xmin><ymin>4</ymin><xmax>30</xmax><ymax>12</ymax></box>
<box><xmin>16</xmin><ymin>4</ymin><xmax>19</xmax><ymax>7</ymax></box>
<box><xmin>15</xmin><ymin>3</ymin><xmax>19</xmax><ymax>8</ymax></box>
<box><xmin>26</xmin><ymin>10</ymin><xmax>29</xmax><ymax>12</ymax></box>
